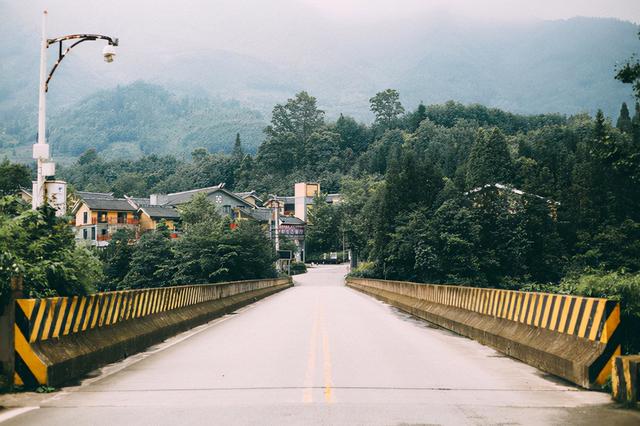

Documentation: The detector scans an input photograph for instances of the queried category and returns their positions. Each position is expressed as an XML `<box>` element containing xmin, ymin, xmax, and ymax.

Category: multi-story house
<box><xmin>71</xmin><ymin>192</ymin><xmax>139</xmax><ymax>247</ymax></box>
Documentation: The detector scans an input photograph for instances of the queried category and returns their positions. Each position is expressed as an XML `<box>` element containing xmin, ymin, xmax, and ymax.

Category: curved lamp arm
<box><xmin>45</xmin><ymin>34</ymin><xmax>118</xmax><ymax>92</ymax></box>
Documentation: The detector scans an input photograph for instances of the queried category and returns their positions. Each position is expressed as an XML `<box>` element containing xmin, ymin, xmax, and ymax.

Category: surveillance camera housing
<box><xmin>102</xmin><ymin>44</ymin><xmax>116</xmax><ymax>63</ymax></box>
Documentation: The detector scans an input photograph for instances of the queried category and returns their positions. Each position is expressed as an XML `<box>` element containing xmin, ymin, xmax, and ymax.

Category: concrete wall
<box><xmin>14</xmin><ymin>277</ymin><xmax>292</xmax><ymax>388</ymax></box>
<box><xmin>346</xmin><ymin>277</ymin><xmax>621</xmax><ymax>389</ymax></box>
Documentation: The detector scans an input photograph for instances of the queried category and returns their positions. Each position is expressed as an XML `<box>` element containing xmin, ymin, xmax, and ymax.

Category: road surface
<box><xmin>0</xmin><ymin>264</ymin><xmax>638</xmax><ymax>425</ymax></box>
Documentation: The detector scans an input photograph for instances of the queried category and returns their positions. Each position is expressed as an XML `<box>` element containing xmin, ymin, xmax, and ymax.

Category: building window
<box><xmin>83</xmin><ymin>211</ymin><xmax>88</xmax><ymax>224</ymax></box>
<box><xmin>91</xmin><ymin>227</ymin><xmax>96</xmax><ymax>240</ymax></box>
<box><xmin>223</xmin><ymin>205</ymin><xmax>231</xmax><ymax>215</ymax></box>
<box><xmin>117</xmin><ymin>212</ymin><xmax>127</xmax><ymax>224</ymax></box>
<box><xmin>97</xmin><ymin>211</ymin><xmax>108</xmax><ymax>223</ymax></box>
<box><xmin>101</xmin><ymin>229</ymin><xmax>107</xmax><ymax>236</ymax></box>
<box><xmin>83</xmin><ymin>229</ymin><xmax>88</xmax><ymax>240</ymax></box>
<box><xmin>215</xmin><ymin>195</ymin><xmax>223</xmax><ymax>204</ymax></box>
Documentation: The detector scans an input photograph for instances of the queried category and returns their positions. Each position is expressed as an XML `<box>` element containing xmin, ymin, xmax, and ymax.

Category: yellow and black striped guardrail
<box><xmin>347</xmin><ymin>278</ymin><xmax>621</xmax><ymax>386</ymax></box>
<box><xmin>612</xmin><ymin>355</ymin><xmax>640</xmax><ymax>404</ymax></box>
<box><xmin>14</xmin><ymin>278</ymin><xmax>289</xmax><ymax>387</ymax></box>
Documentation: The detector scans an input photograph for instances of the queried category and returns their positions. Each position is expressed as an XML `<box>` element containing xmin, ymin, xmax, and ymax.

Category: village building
<box><xmin>265</xmin><ymin>182</ymin><xmax>342</xmax><ymax>222</ymax></box>
<box><xmin>148</xmin><ymin>184</ymin><xmax>254</xmax><ymax>217</ymax></box>
<box><xmin>71</xmin><ymin>192</ymin><xmax>139</xmax><ymax>247</ymax></box>
<box><xmin>234</xmin><ymin>191</ymin><xmax>263</xmax><ymax>208</ymax></box>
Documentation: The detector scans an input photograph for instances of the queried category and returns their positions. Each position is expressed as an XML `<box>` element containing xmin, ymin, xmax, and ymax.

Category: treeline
<box><xmin>54</xmin><ymin>94</ymin><xmax>572</xmax><ymax>198</ymax></box>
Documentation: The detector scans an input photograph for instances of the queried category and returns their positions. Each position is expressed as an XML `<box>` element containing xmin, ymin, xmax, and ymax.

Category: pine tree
<box><xmin>233</xmin><ymin>133</ymin><xmax>243</xmax><ymax>159</ymax></box>
<box><xmin>408</xmin><ymin>103</ymin><xmax>427</xmax><ymax>132</ymax></box>
<box><xmin>465</xmin><ymin>127</ymin><xmax>513</xmax><ymax>189</ymax></box>
<box><xmin>632</xmin><ymin>102</ymin><xmax>640</xmax><ymax>145</ymax></box>
<box><xmin>616</xmin><ymin>102</ymin><xmax>633</xmax><ymax>133</ymax></box>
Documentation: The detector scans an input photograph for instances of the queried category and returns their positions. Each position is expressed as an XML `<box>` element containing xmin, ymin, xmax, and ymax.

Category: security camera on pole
<box><xmin>32</xmin><ymin>10</ymin><xmax>118</xmax><ymax>215</ymax></box>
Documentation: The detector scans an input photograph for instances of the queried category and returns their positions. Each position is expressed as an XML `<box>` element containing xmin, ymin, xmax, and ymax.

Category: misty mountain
<box><xmin>0</xmin><ymin>82</ymin><xmax>266</xmax><ymax>163</ymax></box>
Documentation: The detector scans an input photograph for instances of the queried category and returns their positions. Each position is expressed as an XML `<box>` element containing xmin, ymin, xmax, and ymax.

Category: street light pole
<box><xmin>32</xmin><ymin>10</ymin><xmax>118</xmax><ymax>215</ymax></box>
<box><xmin>33</xmin><ymin>11</ymin><xmax>48</xmax><ymax>211</ymax></box>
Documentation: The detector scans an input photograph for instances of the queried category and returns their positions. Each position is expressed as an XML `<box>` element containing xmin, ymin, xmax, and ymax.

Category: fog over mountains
<box><xmin>1</xmin><ymin>1</ymin><xmax>639</xmax><ymax>160</ymax></box>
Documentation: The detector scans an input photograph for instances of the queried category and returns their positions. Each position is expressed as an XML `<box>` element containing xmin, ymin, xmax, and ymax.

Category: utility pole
<box><xmin>32</xmin><ymin>10</ymin><xmax>118</xmax><ymax>215</ymax></box>
<box><xmin>33</xmin><ymin>10</ymin><xmax>50</xmax><ymax>212</ymax></box>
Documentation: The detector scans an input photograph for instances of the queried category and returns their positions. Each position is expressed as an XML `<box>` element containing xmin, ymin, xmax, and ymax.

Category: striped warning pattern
<box><xmin>14</xmin><ymin>278</ymin><xmax>288</xmax><ymax>387</ymax></box>
<box><xmin>347</xmin><ymin>278</ymin><xmax>622</xmax><ymax>385</ymax></box>
<box><xmin>612</xmin><ymin>355</ymin><xmax>640</xmax><ymax>404</ymax></box>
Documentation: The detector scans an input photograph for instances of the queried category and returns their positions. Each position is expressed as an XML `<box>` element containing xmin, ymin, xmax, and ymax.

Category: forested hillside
<box><xmin>0</xmin><ymin>82</ymin><xmax>266</xmax><ymax>162</ymax></box>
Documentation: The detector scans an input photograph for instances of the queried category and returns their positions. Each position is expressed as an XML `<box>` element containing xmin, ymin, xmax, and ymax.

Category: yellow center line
<box><xmin>320</xmin><ymin>308</ymin><xmax>333</xmax><ymax>404</ymax></box>
<box><xmin>302</xmin><ymin>305</ymin><xmax>320</xmax><ymax>403</ymax></box>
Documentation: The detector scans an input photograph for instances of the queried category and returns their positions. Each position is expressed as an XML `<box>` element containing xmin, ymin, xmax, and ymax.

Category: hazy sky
<box><xmin>301</xmin><ymin>0</ymin><xmax>640</xmax><ymax>23</ymax></box>
<box><xmin>8</xmin><ymin>0</ymin><xmax>640</xmax><ymax>27</ymax></box>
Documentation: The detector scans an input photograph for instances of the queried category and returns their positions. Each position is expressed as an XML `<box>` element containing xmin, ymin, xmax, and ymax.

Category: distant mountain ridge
<box><xmin>0</xmin><ymin>82</ymin><xmax>267</xmax><ymax>163</ymax></box>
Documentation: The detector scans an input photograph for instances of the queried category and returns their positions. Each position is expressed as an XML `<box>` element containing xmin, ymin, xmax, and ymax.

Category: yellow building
<box><xmin>71</xmin><ymin>192</ymin><xmax>139</xmax><ymax>246</ymax></box>
<box><xmin>137</xmin><ymin>206</ymin><xmax>180</xmax><ymax>234</ymax></box>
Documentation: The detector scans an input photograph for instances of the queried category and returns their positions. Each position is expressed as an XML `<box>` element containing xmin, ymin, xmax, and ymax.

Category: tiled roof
<box><xmin>280</xmin><ymin>216</ymin><xmax>305</xmax><ymax>225</ymax></box>
<box><xmin>240</xmin><ymin>208</ymin><xmax>272</xmax><ymax>222</ymax></box>
<box><xmin>140</xmin><ymin>206</ymin><xmax>181</xmax><ymax>219</ymax></box>
<box><xmin>268</xmin><ymin>196</ymin><xmax>295</xmax><ymax>204</ymax></box>
<box><xmin>77</xmin><ymin>191</ymin><xmax>114</xmax><ymax>200</ymax></box>
<box><xmin>127</xmin><ymin>197</ymin><xmax>151</xmax><ymax>208</ymax></box>
<box><xmin>83</xmin><ymin>198</ymin><xmax>137</xmax><ymax>211</ymax></box>
<box><xmin>163</xmin><ymin>185</ymin><xmax>224</xmax><ymax>205</ymax></box>
<box><xmin>235</xmin><ymin>191</ymin><xmax>263</xmax><ymax>204</ymax></box>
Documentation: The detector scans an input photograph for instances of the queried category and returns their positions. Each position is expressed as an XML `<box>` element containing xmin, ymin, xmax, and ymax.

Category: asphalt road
<box><xmin>1</xmin><ymin>264</ymin><xmax>638</xmax><ymax>425</ymax></box>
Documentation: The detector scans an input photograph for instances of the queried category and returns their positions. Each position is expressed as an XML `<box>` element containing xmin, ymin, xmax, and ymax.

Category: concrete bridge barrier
<box><xmin>612</xmin><ymin>355</ymin><xmax>640</xmax><ymax>405</ymax></box>
<box><xmin>346</xmin><ymin>277</ymin><xmax>621</xmax><ymax>389</ymax></box>
<box><xmin>14</xmin><ymin>277</ymin><xmax>292</xmax><ymax>388</ymax></box>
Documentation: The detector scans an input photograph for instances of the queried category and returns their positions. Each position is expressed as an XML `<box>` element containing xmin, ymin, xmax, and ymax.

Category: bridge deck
<box><xmin>1</xmin><ymin>265</ymin><xmax>638</xmax><ymax>425</ymax></box>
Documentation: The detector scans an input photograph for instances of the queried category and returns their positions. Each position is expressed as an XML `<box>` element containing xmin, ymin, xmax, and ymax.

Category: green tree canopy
<box><xmin>465</xmin><ymin>127</ymin><xmax>513</xmax><ymax>189</ymax></box>
<box><xmin>0</xmin><ymin>159</ymin><xmax>31</xmax><ymax>196</ymax></box>
<box><xmin>0</xmin><ymin>197</ymin><xmax>102</xmax><ymax>300</ymax></box>
<box><xmin>615</xmin><ymin>31</ymin><xmax>640</xmax><ymax>100</ymax></box>
<box><xmin>369</xmin><ymin>89</ymin><xmax>405</xmax><ymax>130</ymax></box>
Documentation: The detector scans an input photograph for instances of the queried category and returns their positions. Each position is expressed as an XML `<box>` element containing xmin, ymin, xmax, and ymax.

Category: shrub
<box><xmin>290</xmin><ymin>262</ymin><xmax>307</xmax><ymax>275</ymax></box>
<box><xmin>562</xmin><ymin>271</ymin><xmax>640</xmax><ymax>354</ymax></box>
<box><xmin>348</xmin><ymin>261</ymin><xmax>376</xmax><ymax>278</ymax></box>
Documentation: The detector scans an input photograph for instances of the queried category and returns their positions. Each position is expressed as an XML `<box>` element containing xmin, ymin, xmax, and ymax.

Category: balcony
<box><xmin>85</xmin><ymin>217</ymin><xmax>140</xmax><ymax>225</ymax></box>
<box><xmin>96</xmin><ymin>234</ymin><xmax>111</xmax><ymax>242</ymax></box>
<box><xmin>112</xmin><ymin>217</ymin><xmax>139</xmax><ymax>225</ymax></box>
